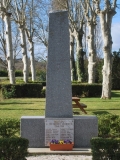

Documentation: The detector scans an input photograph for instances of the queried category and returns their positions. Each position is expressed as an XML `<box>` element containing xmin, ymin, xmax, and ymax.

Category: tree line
<box><xmin>0</xmin><ymin>0</ymin><xmax>119</xmax><ymax>99</ymax></box>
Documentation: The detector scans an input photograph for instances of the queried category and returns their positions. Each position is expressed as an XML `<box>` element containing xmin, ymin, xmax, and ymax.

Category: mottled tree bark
<box><xmin>26</xmin><ymin>29</ymin><xmax>36</xmax><ymax>81</ymax></box>
<box><xmin>87</xmin><ymin>23</ymin><xmax>96</xmax><ymax>83</ymax></box>
<box><xmin>100</xmin><ymin>12</ymin><xmax>113</xmax><ymax>99</ymax></box>
<box><xmin>95</xmin><ymin>0</ymin><xmax>117</xmax><ymax>99</ymax></box>
<box><xmin>76</xmin><ymin>28</ymin><xmax>85</xmax><ymax>82</ymax></box>
<box><xmin>1</xmin><ymin>1</ymin><xmax>15</xmax><ymax>84</ymax></box>
<box><xmin>19</xmin><ymin>26</ymin><xmax>28</xmax><ymax>83</ymax></box>
<box><xmin>70</xmin><ymin>35</ymin><xmax>76</xmax><ymax>81</ymax></box>
<box><xmin>29</xmin><ymin>40</ymin><xmax>36</xmax><ymax>81</ymax></box>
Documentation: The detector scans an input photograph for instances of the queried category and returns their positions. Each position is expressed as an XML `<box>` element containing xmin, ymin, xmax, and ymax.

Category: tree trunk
<box><xmin>76</xmin><ymin>31</ymin><xmax>85</xmax><ymax>82</ymax></box>
<box><xmin>29</xmin><ymin>40</ymin><xmax>36</xmax><ymax>81</ymax></box>
<box><xmin>4</xmin><ymin>13</ymin><xmax>15</xmax><ymax>84</ymax></box>
<box><xmin>70</xmin><ymin>35</ymin><xmax>76</xmax><ymax>81</ymax></box>
<box><xmin>100</xmin><ymin>12</ymin><xmax>113</xmax><ymax>99</ymax></box>
<box><xmin>87</xmin><ymin>24</ymin><xmax>96</xmax><ymax>83</ymax></box>
<box><xmin>19</xmin><ymin>26</ymin><xmax>28</xmax><ymax>83</ymax></box>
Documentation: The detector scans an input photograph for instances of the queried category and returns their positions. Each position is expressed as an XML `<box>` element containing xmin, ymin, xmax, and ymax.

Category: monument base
<box><xmin>21</xmin><ymin>116</ymin><xmax>98</xmax><ymax>148</ymax></box>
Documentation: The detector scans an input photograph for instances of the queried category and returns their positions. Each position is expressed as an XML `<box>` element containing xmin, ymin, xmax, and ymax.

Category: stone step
<box><xmin>28</xmin><ymin>148</ymin><xmax>92</xmax><ymax>155</ymax></box>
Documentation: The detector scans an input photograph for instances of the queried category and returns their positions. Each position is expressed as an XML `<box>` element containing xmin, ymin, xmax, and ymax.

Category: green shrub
<box><xmin>15</xmin><ymin>70</ymin><xmax>32</xmax><ymax>77</ymax></box>
<box><xmin>0</xmin><ymin>70</ymin><xmax>8</xmax><ymax>77</ymax></box>
<box><xmin>0</xmin><ymin>118</ymin><xmax>20</xmax><ymax>138</ymax></box>
<box><xmin>36</xmin><ymin>70</ymin><xmax>46</xmax><ymax>81</ymax></box>
<box><xmin>112</xmin><ymin>51</ymin><xmax>120</xmax><ymax>90</ymax></box>
<box><xmin>1</xmin><ymin>83</ymin><xmax>43</xmax><ymax>98</ymax></box>
<box><xmin>91</xmin><ymin>137</ymin><xmax>120</xmax><ymax>160</ymax></box>
<box><xmin>72</xmin><ymin>84</ymin><xmax>102</xmax><ymax>97</ymax></box>
<box><xmin>0</xmin><ymin>137</ymin><xmax>29</xmax><ymax>160</ymax></box>
<box><xmin>2</xmin><ymin>85</ymin><xmax>16</xmax><ymax>99</ymax></box>
<box><xmin>98</xmin><ymin>114</ymin><xmax>120</xmax><ymax>138</ymax></box>
<box><xmin>15</xmin><ymin>70</ymin><xmax>23</xmax><ymax>77</ymax></box>
<box><xmin>41</xmin><ymin>88</ymin><xmax>46</xmax><ymax>98</ymax></box>
<box><xmin>39</xmin><ymin>83</ymin><xmax>102</xmax><ymax>98</ymax></box>
<box><xmin>39</xmin><ymin>81</ymin><xmax>46</xmax><ymax>86</ymax></box>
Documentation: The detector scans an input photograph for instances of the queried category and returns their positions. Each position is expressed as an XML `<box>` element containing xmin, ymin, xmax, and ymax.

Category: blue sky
<box><xmin>111</xmin><ymin>1</ymin><xmax>120</xmax><ymax>51</ymax></box>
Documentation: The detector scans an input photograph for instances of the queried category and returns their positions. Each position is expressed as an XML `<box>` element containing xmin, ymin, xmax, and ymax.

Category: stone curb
<box><xmin>28</xmin><ymin>148</ymin><xmax>92</xmax><ymax>155</ymax></box>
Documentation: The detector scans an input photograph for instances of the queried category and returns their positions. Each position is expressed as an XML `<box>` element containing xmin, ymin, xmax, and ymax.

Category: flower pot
<box><xmin>49</xmin><ymin>143</ymin><xmax>74</xmax><ymax>151</ymax></box>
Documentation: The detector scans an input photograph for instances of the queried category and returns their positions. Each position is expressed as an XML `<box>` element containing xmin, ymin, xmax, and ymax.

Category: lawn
<box><xmin>0</xmin><ymin>90</ymin><xmax>120</xmax><ymax>119</ymax></box>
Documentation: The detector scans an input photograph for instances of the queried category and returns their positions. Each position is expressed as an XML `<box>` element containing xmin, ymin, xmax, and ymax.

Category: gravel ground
<box><xmin>26</xmin><ymin>155</ymin><xmax>92</xmax><ymax>160</ymax></box>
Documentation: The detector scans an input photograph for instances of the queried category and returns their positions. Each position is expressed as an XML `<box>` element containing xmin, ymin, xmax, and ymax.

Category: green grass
<box><xmin>0</xmin><ymin>90</ymin><xmax>120</xmax><ymax>119</ymax></box>
<box><xmin>0</xmin><ymin>98</ymin><xmax>45</xmax><ymax>119</ymax></box>
<box><xmin>0</xmin><ymin>77</ymin><xmax>33</xmax><ymax>84</ymax></box>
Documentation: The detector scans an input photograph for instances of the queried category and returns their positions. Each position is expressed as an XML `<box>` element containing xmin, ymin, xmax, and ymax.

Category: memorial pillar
<box><xmin>45</xmin><ymin>11</ymin><xmax>73</xmax><ymax>118</ymax></box>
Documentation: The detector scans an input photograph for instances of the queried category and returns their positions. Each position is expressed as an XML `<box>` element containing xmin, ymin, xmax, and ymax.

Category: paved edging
<box><xmin>28</xmin><ymin>148</ymin><xmax>92</xmax><ymax>155</ymax></box>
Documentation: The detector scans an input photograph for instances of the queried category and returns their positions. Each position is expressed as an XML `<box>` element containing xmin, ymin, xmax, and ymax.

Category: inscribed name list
<box><xmin>45</xmin><ymin>119</ymin><xmax>74</xmax><ymax>146</ymax></box>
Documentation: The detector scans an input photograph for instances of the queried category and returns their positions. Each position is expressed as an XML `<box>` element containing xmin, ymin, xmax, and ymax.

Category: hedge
<box><xmin>91</xmin><ymin>114</ymin><xmax>120</xmax><ymax>159</ymax></box>
<box><xmin>15</xmin><ymin>70</ymin><xmax>23</xmax><ymax>77</ymax></box>
<box><xmin>0</xmin><ymin>70</ymin><xmax>8</xmax><ymax>77</ymax></box>
<box><xmin>1</xmin><ymin>83</ymin><xmax>43</xmax><ymax>98</ymax></box>
<box><xmin>98</xmin><ymin>114</ymin><xmax>120</xmax><ymax>138</ymax></box>
<box><xmin>0</xmin><ymin>137</ymin><xmax>29</xmax><ymax>160</ymax></box>
<box><xmin>39</xmin><ymin>81</ymin><xmax>46</xmax><ymax>86</ymax></box>
<box><xmin>72</xmin><ymin>84</ymin><xmax>102</xmax><ymax>97</ymax></box>
<box><xmin>0</xmin><ymin>83</ymin><xmax>104</xmax><ymax>98</ymax></box>
<box><xmin>91</xmin><ymin>137</ymin><xmax>120</xmax><ymax>160</ymax></box>
<box><xmin>39</xmin><ymin>84</ymin><xmax>102</xmax><ymax>98</ymax></box>
<box><xmin>0</xmin><ymin>70</ymin><xmax>31</xmax><ymax>77</ymax></box>
<box><xmin>0</xmin><ymin>118</ymin><xmax>20</xmax><ymax>138</ymax></box>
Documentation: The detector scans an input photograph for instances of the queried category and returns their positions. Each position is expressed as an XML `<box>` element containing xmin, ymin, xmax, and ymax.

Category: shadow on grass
<box><xmin>83</xmin><ymin>100</ymin><xmax>120</xmax><ymax>102</ymax></box>
<box><xmin>0</xmin><ymin>102</ymin><xmax>34</xmax><ymax>105</ymax></box>
<box><xmin>73</xmin><ymin>111</ymin><xmax>80</xmax><ymax>115</ymax></box>
<box><xmin>91</xmin><ymin>108</ymin><xmax>120</xmax><ymax>111</ymax></box>
<box><xmin>0</xmin><ymin>108</ymin><xmax>45</xmax><ymax>110</ymax></box>
<box><xmin>93</xmin><ymin>111</ymin><xmax>110</xmax><ymax>115</ymax></box>
<box><xmin>111</xmin><ymin>91</ymin><xmax>120</xmax><ymax>97</ymax></box>
<box><xmin>33</xmin><ymin>100</ymin><xmax>46</xmax><ymax>102</ymax></box>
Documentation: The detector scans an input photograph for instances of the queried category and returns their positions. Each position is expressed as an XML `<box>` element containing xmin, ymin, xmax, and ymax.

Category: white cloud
<box><xmin>111</xmin><ymin>22</ymin><xmax>120</xmax><ymax>52</ymax></box>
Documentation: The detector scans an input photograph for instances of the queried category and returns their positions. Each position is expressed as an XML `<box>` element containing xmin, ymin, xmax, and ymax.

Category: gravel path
<box><xmin>26</xmin><ymin>155</ymin><xmax>92</xmax><ymax>160</ymax></box>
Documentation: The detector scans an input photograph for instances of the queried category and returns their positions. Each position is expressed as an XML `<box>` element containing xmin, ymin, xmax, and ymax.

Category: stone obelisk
<box><xmin>45</xmin><ymin>11</ymin><xmax>73</xmax><ymax>118</ymax></box>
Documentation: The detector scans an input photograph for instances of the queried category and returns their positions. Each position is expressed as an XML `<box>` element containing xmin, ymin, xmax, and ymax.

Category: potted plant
<box><xmin>49</xmin><ymin>139</ymin><xmax>74</xmax><ymax>151</ymax></box>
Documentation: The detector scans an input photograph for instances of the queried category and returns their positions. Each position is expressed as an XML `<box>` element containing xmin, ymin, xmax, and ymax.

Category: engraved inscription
<box><xmin>45</xmin><ymin>119</ymin><xmax>74</xmax><ymax>146</ymax></box>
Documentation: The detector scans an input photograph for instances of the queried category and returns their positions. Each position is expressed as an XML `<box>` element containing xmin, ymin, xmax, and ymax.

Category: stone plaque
<box><xmin>45</xmin><ymin>118</ymin><xmax>74</xmax><ymax>146</ymax></box>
